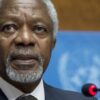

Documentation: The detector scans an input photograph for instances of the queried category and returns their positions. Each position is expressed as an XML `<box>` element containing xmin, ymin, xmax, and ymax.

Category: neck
<box><xmin>14</xmin><ymin>80</ymin><xmax>41</xmax><ymax>93</ymax></box>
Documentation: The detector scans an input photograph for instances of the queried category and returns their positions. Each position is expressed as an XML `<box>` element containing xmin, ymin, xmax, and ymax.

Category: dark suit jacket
<box><xmin>44</xmin><ymin>83</ymin><xmax>97</xmax><ymax>100</ymax></box>
<box><xmin>0</xmin><ymin>83</ymin><xmax>97</xmax><ymax>100</ymax></box>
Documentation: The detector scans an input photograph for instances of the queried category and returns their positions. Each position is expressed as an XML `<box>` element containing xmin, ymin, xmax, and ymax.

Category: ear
<box><xmin>52</xmin><ymin>39</ymin><xmax>56</xmax><ymax>48</ymax></box>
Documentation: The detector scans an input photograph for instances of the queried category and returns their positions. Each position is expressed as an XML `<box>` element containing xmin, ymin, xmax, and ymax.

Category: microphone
<box><xmin>82</xmin><ymin>83</ymin><xmax>100</xmax><ymax>97</ymax></box>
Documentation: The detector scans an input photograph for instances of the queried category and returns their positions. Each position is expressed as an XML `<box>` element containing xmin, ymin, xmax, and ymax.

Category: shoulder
<box><xmin>44</xmin><ymin>83</ymin><xmax>97</xmax><ymax>100</ymax></box>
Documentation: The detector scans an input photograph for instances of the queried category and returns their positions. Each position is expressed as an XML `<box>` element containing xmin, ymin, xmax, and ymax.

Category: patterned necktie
<box><xmin>16</xmin><ymin>95</ymin><xmax>38</xmax><ymax>100</ymax></box>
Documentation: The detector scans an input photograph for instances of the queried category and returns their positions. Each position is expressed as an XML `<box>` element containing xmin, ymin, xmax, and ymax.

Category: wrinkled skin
<box><xmin>0</xmin><ymin>0</ymin><xmax>55</xmax><ymax>93</ymax></box>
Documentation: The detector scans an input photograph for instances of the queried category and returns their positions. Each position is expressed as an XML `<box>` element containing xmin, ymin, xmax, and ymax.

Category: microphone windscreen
<box><xmin>82</xmin><ymin>83</ymin><xmax>97</xmax><ymax>97</ymax></box>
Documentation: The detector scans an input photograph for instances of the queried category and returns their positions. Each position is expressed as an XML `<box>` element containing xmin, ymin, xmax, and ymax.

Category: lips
<box><xmin>10</xmin><ymin>54</ymin><xmax>39</xmax><ymax>70</ymax></box>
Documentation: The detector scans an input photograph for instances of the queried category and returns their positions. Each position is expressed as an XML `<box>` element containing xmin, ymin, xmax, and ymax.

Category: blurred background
<box><xmin>43</xmin><ymin>0</ymin><xmax>100</xmax><ymax>99</ymax></box>
<box><xmin>52</xmin><ymin>0</ymin><xmax>100</xmax><ymax>30</ymax></box>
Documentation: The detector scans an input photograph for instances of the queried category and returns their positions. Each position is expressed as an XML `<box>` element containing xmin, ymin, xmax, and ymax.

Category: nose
<box><xmin>14</xmin><ymin>25</ymin><xmax>35</xmax><ymax>46</ymax></box>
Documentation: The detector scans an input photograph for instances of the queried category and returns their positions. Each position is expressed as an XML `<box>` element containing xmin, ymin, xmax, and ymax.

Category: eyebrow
<box><xmin>0</xmin><ymin>14</ymin><xmax>52</xmax><ymax>26</ymax></box>
<box><xmin>0</xmin><ymin>15</ymin><xmax>23</xmax><ymax>21</ymax></box>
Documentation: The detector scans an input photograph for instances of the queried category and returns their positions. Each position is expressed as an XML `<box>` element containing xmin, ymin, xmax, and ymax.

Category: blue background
<box><xmin>43</xmin><ymin>31</ymin><xmax>100</xmax><ymax>99</ymax></box>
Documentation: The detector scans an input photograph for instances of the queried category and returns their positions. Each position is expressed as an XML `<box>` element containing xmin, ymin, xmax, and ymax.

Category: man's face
<box><xmin>0</xmin><ymin>0</ymin><xmax>54</xmax><ymax>84</ymax></box>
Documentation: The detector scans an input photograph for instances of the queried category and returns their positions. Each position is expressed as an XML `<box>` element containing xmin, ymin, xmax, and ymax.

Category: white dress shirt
<box><xmin>0</xmin><ymin>77</ymin><xmax>45</xmax><ymax>100</ymax></box>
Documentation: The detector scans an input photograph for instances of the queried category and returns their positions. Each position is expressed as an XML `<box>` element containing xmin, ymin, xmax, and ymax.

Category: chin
<box><xmin>6</xmin><ymin>63</ymin><xmax>43</xmax><ymax>83</ymax></box>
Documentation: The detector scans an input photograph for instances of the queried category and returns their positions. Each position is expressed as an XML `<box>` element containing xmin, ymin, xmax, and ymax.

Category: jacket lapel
<box><xmin>44</xmin><ymin>82</ymin><xmax>55</xmax><ymax>100</ymax></box>
<box><xmin>0</xmin><ymin>89</ymin><xmax>8</xmax><ymax>100</ymax></box>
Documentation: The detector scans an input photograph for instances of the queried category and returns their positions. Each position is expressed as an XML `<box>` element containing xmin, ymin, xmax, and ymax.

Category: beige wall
<box><xmin>52</xmin><ymin>0</ymin><xmax>100</xmax><ymax>30</ymax></box>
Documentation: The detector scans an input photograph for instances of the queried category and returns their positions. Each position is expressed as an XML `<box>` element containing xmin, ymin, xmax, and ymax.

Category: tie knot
<box><xmin>16</xmin><ymin>95</ymin><xmax>38</xmax><ymax>100</ymax></box>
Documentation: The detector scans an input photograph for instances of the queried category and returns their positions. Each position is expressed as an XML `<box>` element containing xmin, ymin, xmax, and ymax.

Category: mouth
<box><xmin>10</xmin><ymin>55</ymin><xmax>39</xmax><ymax>70</ymax></box>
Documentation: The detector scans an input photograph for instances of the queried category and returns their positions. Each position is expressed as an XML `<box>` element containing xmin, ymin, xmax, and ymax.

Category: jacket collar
<box><xmin>0</xmin><ymin>89</ymin><xmax>8</xmax><ymax>100</ymax></box>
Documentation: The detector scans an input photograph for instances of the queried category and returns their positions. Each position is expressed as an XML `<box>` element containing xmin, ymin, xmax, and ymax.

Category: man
<box><xmin>0</xmin><ymin>0</ymin><xmax>97</xmax><ymax>100</ymax></box>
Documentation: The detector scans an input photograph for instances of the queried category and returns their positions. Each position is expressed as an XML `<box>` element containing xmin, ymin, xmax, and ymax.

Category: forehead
<box><xmin>0</xmin><ymin>0</ymin><xmax>52</xmax><ymax>25</ymax></box>
<box><xmin>0</xmin><ymin>0</ymin><xmax>49</xmax><ymax>17</ymax></box>
<box><xmin>0</xmin><ymin>0</ymin><xmax>45</xmax><ymax>7</ymax></box>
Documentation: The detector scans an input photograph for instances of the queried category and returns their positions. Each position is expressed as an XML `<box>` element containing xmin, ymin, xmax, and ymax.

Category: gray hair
<box><xmin>43</xmin><ymin>0</ymin><xmax>58</xmax><ymax>38</ymax></box>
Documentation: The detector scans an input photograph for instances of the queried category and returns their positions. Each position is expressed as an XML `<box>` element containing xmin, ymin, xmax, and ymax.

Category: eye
<box><xmin>0</xmin><ymin>24</ymin><xmax>18</xmax><ymax>34</ymax></box>
<box><xmin>32</xmin><ymin>25</ymin><xmax>48</xmax><ymax>35</ymax></box>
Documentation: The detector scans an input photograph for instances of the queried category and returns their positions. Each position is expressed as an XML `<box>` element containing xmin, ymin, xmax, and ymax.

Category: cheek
<box><xmin>39</xmin><ymin>39</ymin><xmax>53</xmax><ymax>70</ymax></box>
<box><xmin>0</xmin><ymin>37</ymin><xmax>12</xmax><ymax>62</ymax></box>
<box><xmin>0</xmin><ymin>36</ymin><xmax>15</xmax><ymax>75</ymax></box>
<box><xmin>0</xmin><ymin>33</ymin><xmax>16</xmax><ymax>49</ymax></box>
<box><xmin>0</xmin><ymin>37</ymin><xmax>8</xmax><ymax>72</ymax></box>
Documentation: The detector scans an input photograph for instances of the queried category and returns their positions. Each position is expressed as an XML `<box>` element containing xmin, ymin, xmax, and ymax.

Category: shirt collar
<box><xmin>0</xmin><ymin>77</ymin><xmax>45</xmax><ymax>100</ymax></box>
